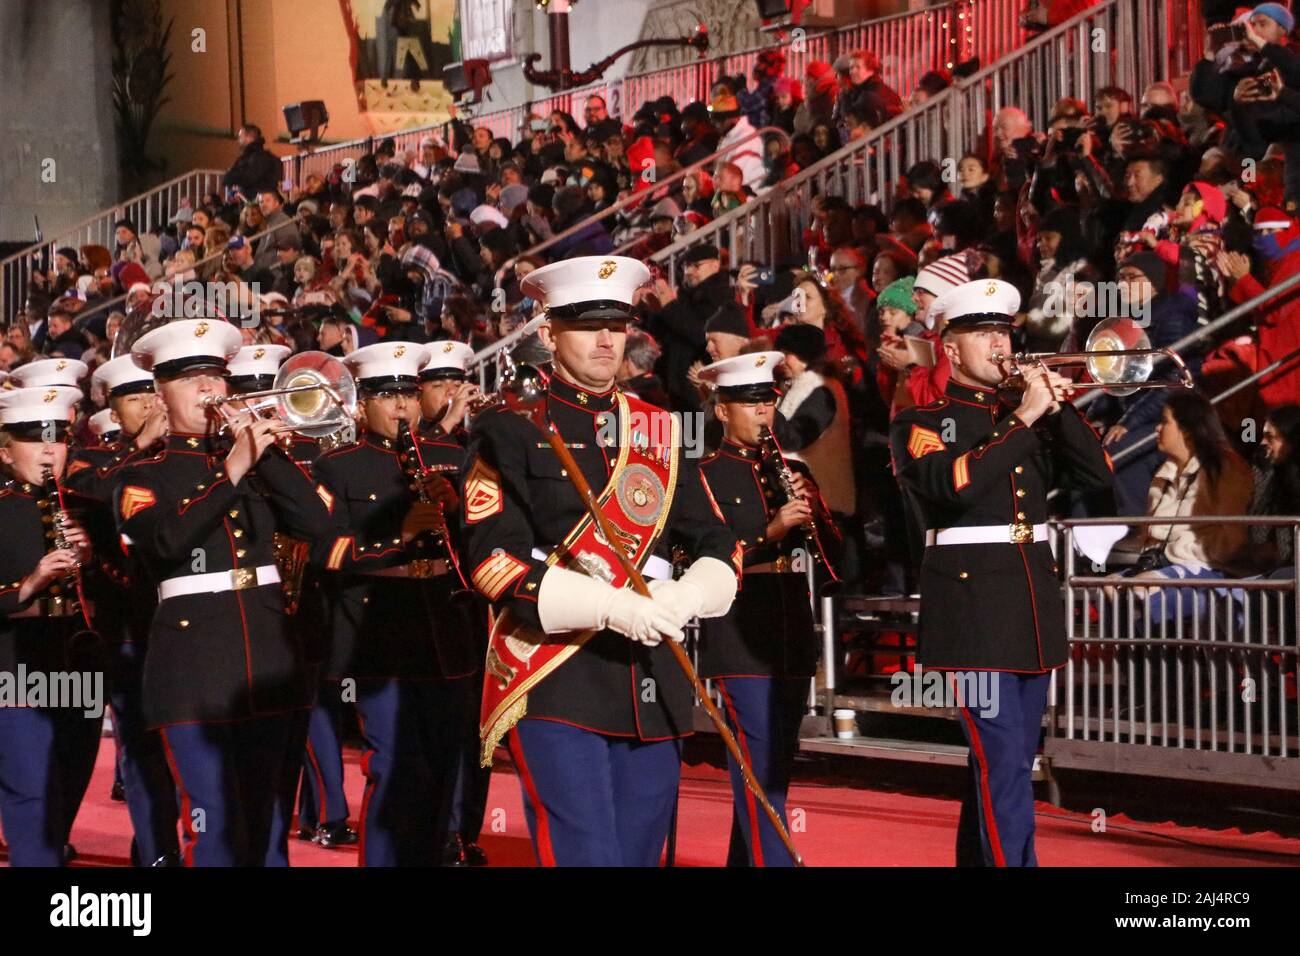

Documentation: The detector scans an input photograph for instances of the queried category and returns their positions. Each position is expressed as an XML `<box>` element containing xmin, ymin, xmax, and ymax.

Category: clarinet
<box><xmin>39</xmin><ymin>466</ymin><xmax>91</xmax><ymax>625</ymax></box>
<box><xmin>394</xmin><ymin>419</ymin><xmax>468</xmax><ymax>590</ymax></box>
<box><xmin>757</xmin><ymin>425</ymin><xmax>842</xmax><ymax>594</ymax></box>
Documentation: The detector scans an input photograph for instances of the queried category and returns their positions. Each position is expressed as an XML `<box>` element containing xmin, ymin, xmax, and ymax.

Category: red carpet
<box><xmin>9</xmin><ymin>743</ymin><xmax>1300</xmax><ymax>867</ymax></box>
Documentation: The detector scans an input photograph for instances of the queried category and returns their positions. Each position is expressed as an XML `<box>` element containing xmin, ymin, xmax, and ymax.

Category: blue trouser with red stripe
<box><xmin>355</xmin><ymin>677</ymin><xmax>470</xmax><ymax>867</ymax></box>
<box><xmin>108</xmin><ymin>641</ymin><xmax>179</xmax><ymax>865</ymax></box>
<box><xmin>161</xmin><ymin>713</ymin><xmax>296</xmax><ymax>867</ymax></box>
<box><xmin>508</xmin><ymin>718</ymin><xmax>682</xmax><ymax>867</ymax></box>
<box><xmin>264</xmin><ymin>708</ymin><xmax>311</xmax><ymax>866</ymax></box>
<box><xmin>0</xmin><ymin>707</ymin><xmax>72</xmax><ymax>866</ymax></box>
<box><xmin>953</xmin><ymin>670</ymin><xmax>1050</xmax><ymax>867</ymax></box>
<box><xmin>715</xmin><ymin>677</ymin><xmax>804</xmax><ymax>867</ymax></box>
<box><xmin>298</xmin><ymin>689</ymin><xmax>350</xmax><ymax>830</ymax></box>
<box><xmin>448</xmin><ymin>695</ymin><xmax>490</xmax><ymax>842</ymax></box>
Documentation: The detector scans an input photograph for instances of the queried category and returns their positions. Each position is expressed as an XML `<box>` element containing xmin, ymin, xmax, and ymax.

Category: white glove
<box><xmin>646</xmin><ymin>556</ymin><xmax>739</xmax><ymax>632</ymax></box>
<box><xmin>537</xmin><ymin>565</ymin><xmax>684</xmax><ymax>646</ymax></box>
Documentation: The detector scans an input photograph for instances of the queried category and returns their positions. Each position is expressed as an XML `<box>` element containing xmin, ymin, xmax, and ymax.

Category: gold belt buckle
<box><xmin>773</xmin><ymin>556</ymin><xmax>791</xmax><ymax>573</ymax></box>
<box><xmin>39</xmin><ymin>597</ymin><xmax>77</xmax><ymax>617</ymax></box>
<box><xmin>230</xmin><ymin>567</ymin><xmax>256</xmax><ymax>590</ymax></box>
<box><xmin>1009</xmin><ymin>522</ymin><xmax>1033</xmax><ymax>544</ymax></box>
<box><xmin>408</xmin><ymin>559</ymin><xmax>436</xmax><ymax>579</ymax></box>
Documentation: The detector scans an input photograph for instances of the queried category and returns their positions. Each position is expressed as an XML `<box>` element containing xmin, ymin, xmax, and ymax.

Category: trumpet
<box><xmin>992</xmin><ymin>318</ymin><xmax>1195</xmax><ymax>398</ymax></box>
<box><xmin>201</xmin><ymin>350</ymin><xmax>358</xmax><ymax>446</ymax></box>
<box><xmin>464</xmin><ymin>363</ymin><xmax>549</xmax><ymax>419</ymax></box>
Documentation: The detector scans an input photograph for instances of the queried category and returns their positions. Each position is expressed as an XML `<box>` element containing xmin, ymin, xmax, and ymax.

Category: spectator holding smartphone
<box><xmin>1192</xmin><ymin>5</ymin><xmax>1300</xmax><ymax>201</ymax></box>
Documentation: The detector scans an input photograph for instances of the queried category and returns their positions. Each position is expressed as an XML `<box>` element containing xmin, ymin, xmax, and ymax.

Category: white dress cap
<box><xmin>228</xmin><ymin>344</ymin><xmax>292</xmax><ymax>380</ymax></box>
<box><xmin>0</xmin><ymin>385</ymin><xmax>83</xmax><ymax>427</ymax></box>
<box><xmin>131</xmin><ymin>319</ymin><xmax>244</xmax><ymax>375</ymax></box>
<box><xmin>10</xmin><ymin>358</ymin><xmax>89</xmax><ymax>389</ymax></box>
<box><xmin>519</xmin><ymin>256</ymin><xmax>652</xmax><ymax>319</ymax></box>
<box><xmin>91</xmin><ymin>354</ymin><xmax>154</xmax><ymax>399</ymax></box>
<box><xmin>343</xmin><ymin>340</ymin><xmax>432</xmax><ymax>388</ymax></box>
<box><xmin>696</xmin><ymin>351</ymin><xmax>786</xmax><ymax>389</ymax></box>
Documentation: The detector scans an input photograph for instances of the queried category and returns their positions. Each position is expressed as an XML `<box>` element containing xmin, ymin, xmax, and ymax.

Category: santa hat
<box><xmin>1187</xmin><ymin>181</ymin><xmax>1227</xmax><ymax>224</ymax></box>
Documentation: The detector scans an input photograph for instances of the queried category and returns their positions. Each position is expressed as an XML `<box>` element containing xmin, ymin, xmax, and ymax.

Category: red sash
<box><xmin>479</xmin><ymin>393</ymin><xmax>680</xmax><ymax>766</ymax></box>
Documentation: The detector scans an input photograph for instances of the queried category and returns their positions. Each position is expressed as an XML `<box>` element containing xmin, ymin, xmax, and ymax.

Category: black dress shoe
<box><xmin>463</xmin><ymin>841</ymin><xmax>488</xmax><ymax>867</ymax></box>
<box><xmin>296</xmin><ymin>825</ymin><xmax>317</xmax><ymax>841</ymax></box>
<box><xmin>315</xmin><ymin>820</ymin><xmax>358</xmax><ymax>848</ymax></box>
<box><xmin>439</xmin><ymin>835</ymin><xmax>467</xmax><ymax>867</ymax></box>
<box><xmin>149</xmin><ymin>852</ymin><xmax>180</xmax><ymax>867</ymax></box>
<box><xmin>63</xmin><ymin>843</ymin><xmax>77</xmax><ymax>864</ymax></box>
<box><xmin>110</xmin><ymin>781</ymin><xmax>126</xmax><ymax>802</ymax></box>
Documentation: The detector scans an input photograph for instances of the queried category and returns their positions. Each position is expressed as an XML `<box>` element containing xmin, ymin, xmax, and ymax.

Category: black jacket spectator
<box><xmin>223</xmin><ymin>130</ymin><xmax>282</xmax><ymax>198</ymax></box>
<box><xmin>840</xmin><ymin>74</ymin><xmax>903</xmax><ymax>129</ymax></box>
<box><xmin>640</xmin><ymin>270</ymin><xmax>733</xmax><ymax>414</ymax></box>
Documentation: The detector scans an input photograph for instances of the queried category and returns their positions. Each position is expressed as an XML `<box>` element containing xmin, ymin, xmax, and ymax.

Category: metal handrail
<box><xmin>462</xmin><ymin>123</ymin><xmax>792</xmax><ymax>381</ymax></box>
<box><xmin>1</xmin><ymin>169</ymin><xmax>226</xmax><ymax>325</ymax></box>
<box><xmin>647</xmin><ymin>91</ymin><xmax>951</xmax><ymax>275</ymax></box>
<box><xmin>467</xmin><ymin>0</ymin><xmax>1165</xmax><ymax>380</ymax></box>
<box><xmin>3</xmin><ymin>1</ymin><xmax>1010</xmax><ymax>327</ymax></box>
<box><xmin>274</xmin><ymin>0</ymin><xmax>1007</xmax><ymax>184</ymax></box>
<box><xmin>68</xmin><ymin>221</ymin><xmax>281</xmax><ymax>333</ymax></box>
<box><xmin>1076</xmin><ymin>269</ymin><xmax>1300</xmax><ymax>412</ymax></box>
<box><xmin>648</xmin><ymin>0</ymin><xmax>1158</xmax><ymax>281</ymax></box>
<box><xmin>1056</xmin><ymin>516</ymin><xmax>1300</xmax><ymax>526</ymax></box>
<box><xmin>493</xmin><ymin>124</ymin><xmax>791</xmax><ymax>286</ymax></box>
<box><xmin>1094</xmin><ymin>288</ymin><xmax>1300</xmax><ymax>467</ymax></box>
<box><xmin>454</xmin><ymin>0</ymin><xmax>1025</xmax><ymax>143</ymax></box>
<box><xmin>0</xmin><ymin>168</ymin><xmax>224</xmax><ymax>274</ymax></box>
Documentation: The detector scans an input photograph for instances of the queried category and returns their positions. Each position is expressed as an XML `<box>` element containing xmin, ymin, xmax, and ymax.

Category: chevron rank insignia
<box><xmin>471</xmin><ymin>551</ymin><xmax>529</xmax><ymax>600</ymax></box>
<box><xmin>119</xmin><ymin>485</ymin><xmax>156</xmax><ymax>521</ymax></box>
<box><xmin>316</xmin><ymin>484</ymin><xmax>334</xmax><ymax>513</ymax></box>
<box><xmin>907</xmin><ymin>425</ymin><xmax>945</xmax><ymax>459</ymax></box>
<box><xmin>464</xmin><ymin>459</ymin><xmax>503</xmax><ymax>523</ymax></box>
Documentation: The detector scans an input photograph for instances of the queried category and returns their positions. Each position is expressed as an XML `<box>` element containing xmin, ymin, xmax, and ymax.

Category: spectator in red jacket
<box><xmin>1217</xmin><ymin>208</ymin><xmax>1300</xmax><ymax>409</ymax></box>
<box><xmin>1018</xmin><ymin>0</ymin><xmax>1101</xmax><ymax>31</ymax></box>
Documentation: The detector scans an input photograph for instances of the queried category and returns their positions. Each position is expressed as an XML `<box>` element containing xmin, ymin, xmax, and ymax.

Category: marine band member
<box><xmin>0</xmin><ymin>386</ymin><xmax>95</xmax><ymax>866</ymax></box>
<box><xmin>418</xmin><ymin>340</ymin><xmax>479</xmax><ymax>443</ymax></box>
<box><xmin>461</xmin><ymin>255</ymin><xmax>740</xmax><ymax>867</ymax></box>
<box><xmin>697</xmin><ymin>351</ymin><xmax>820</xmax><ymax>867</ymax></box>
<box><xmin>115</xmin><ymin>319</ymin><xmax>333</xmax><ymax>866</ymax></box>
<box><xmin>889</xmin><ymin>279</ymin><xmax>1114</xmax><ymax>867</ymax></box>
<box><xmin>312</xmin><ymin>340</ymin><xmax>478</xmax><ymax>866</ymax></box>
<box><xmin>67</xmin><ymin>355</ymin><xmax>179</xmax><ymax>866</ymax></box>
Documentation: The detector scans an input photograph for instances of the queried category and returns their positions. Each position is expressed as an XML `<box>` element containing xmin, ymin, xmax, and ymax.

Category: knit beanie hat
<box><xmin>877</xmin><ymin>276</ymin><xmax>917</xmax><ymax>315</ymax></box>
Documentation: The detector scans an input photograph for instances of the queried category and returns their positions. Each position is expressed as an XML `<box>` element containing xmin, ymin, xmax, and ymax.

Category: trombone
<box><xmin>993</xmin><ymin>318</ymin><xmax>1195</xmax><ymax>398</ymax></box>
<box><xmin>201</xmin><ymin>350</ymin><xmax>359</xmax><ymax>444</ymax></box>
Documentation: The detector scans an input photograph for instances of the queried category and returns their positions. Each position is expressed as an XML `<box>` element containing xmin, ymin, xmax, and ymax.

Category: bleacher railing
<box><xmin>1050</xmin><ymin>516</ymin><xmax>1300</xmax><ymax>789</ymax></box>
<box><xmin>467</xmin><ymin>0</ymin><xmax>1026</xmax><ymax>141</ymax></box>
<box><xmin>649</xmin><ymin>0</ymin><xmax>1194</xmax><ymax>286</ymax></box>
<box><xmin>0</xmin><ymin>169</ymin><xmax>226</xmax><ymax>328</ymax></box>
<box><xmin>281</xmin><ymin>0</ymin><xmax>1027</xmax><ymax>187</ymax></box>
<box><xmin>1076</xmin><ymin>270</ymin><xmax>1300</xmax><ymax>464</ymax></box>
<box><xmin>1</xmin><ymin>1</ymin><xmax>1022</xmax><ymax>327</ymax></box>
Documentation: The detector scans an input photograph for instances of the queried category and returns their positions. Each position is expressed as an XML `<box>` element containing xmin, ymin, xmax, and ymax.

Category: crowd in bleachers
<box><xmin>8</xmin><ymin>2</ymin><xmax>1300</xmax><ymax>599</ymax></box>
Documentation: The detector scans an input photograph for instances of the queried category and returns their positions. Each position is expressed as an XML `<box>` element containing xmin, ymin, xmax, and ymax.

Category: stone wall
<box><xmin>0</xmin><ymin>0</ymin><xmax>119</xmax><ymax>242</ymax></box>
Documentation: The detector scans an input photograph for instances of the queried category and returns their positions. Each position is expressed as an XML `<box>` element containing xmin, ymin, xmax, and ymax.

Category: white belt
<box><xmin>158</xmin><ymin>565</ymin><xmax>280</xmax><ymax>601</ymax></box>
<box><xmin>925</xmin><ymin>523</ymin><xmax>1048</xmax><ymax>547</ymax></box>
<box><xmin>531</xmin><ymin>547</ymin><xmax>672</xmax><ymax>582</ymax></box>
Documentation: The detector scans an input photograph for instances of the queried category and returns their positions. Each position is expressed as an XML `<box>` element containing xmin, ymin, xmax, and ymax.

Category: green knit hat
<box><xmin>877</xmin><ymin>276</ymin><xmax>917</xmax><ymax>316</ymax></box>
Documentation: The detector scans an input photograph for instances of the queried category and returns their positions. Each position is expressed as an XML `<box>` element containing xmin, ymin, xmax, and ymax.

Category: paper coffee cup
<box><xmin>833</xmin><ymin>708</ymin><xmax>856</xmax><ymax>738</ymax></box>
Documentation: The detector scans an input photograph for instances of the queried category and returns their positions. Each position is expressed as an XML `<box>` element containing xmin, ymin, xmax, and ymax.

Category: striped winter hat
<box><xmin>914</xmin><ymin>252</ymin><xmax>971</xmax><ymax>298</ymax></box>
